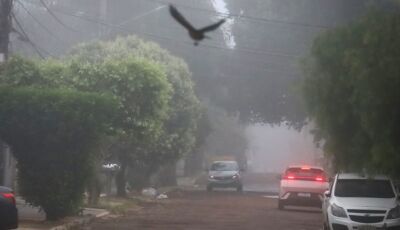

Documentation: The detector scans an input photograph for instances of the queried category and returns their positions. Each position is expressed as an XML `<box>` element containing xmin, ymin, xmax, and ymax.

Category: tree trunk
<box><xmin>157</xmin><ymin>162</ymin><xmax>177</xmax><ymax>187</ymax></box>
<box><xmin>116</xmin><ymin>161</ymin><xmax>127</xmax><ymax>197</ymax></box>
<box><xmin>87</xmin><ymin>174</ymin><xmax>101</xmax><ymax>206</ymax></box>
<box><xmin>184</xmin><ymin>149</ymin><xmax>204</xmax><ymax>177</ymax></box>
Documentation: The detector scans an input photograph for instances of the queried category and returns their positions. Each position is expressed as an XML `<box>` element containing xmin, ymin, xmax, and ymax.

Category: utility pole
<box><xmin>0</xmin><ymin>0</ymin><xmax>13</xmax><ymax>187</ymax></box>
<box><xmin>0</xmin><ymin>0</ymin><xmax>13</xmax><ymax>62</ymax></box>
<box><xmin>98</xmin><ymin>0</ymin><xmax>108</xmax><ymax>36</ymax></box>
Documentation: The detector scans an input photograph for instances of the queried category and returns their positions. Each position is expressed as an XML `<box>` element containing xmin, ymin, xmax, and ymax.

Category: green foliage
<box><xmin>303</xmin><ymin>9</ymin><xmax>400</xmax><ymax>176</ymax></box>
<box><xmin>66</xmin><ymin>56</ymin><xmax>172</xmax><ymax>139</ymax></box>
<box><xmin>68</xmin><ymin>36</ymin><xmax>201</xmax><ymax>187</ymax></box>
<box><xmin>204</xmin><ymin>105</ymin><xmax>248</xmax><ymax>167</ymax></box>
<box><xmin>0</xmin><ymin>86</ymin><xmax>117</xmax><ymax>220</ymax></box>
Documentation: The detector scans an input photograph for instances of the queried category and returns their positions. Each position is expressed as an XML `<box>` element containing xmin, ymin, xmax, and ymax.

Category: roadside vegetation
<box><xmin>0</xmin><ymin>36</ymin><xmax>203</xmax><ymax>220</ymax></box>
<box><xmin>303</xmin><ymin>8</ymin><xmax>400</xmax><ymax>176</ymax></box>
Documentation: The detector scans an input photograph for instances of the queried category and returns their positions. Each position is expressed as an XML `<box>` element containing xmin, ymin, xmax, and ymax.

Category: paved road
<box><xmin>192</xmin><ymin>172</ymin><xmax>281</xmax><ymax>195</ymax></box>
<box><xmin>88</xmin><ymin>190</ymin><xmax>322</xmax><ymax>230</ymax></box>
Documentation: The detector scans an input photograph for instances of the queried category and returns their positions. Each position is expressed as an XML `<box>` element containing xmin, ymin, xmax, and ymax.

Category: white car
<box><xmin>278</xmin><ymin>166</ymin><xmax>330</xmax><ymax>209</ymax></box>
<box><xmin>323</xmin><ymin>173</ymin><xmax>400</xmax><ymax>230</ymax></box>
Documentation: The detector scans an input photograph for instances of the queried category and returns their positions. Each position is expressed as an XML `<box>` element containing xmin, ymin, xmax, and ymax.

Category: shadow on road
<box><xmin>279</xmin><ymin>206</ymin><xmax>322</xmax><ymax>214</ymax></box>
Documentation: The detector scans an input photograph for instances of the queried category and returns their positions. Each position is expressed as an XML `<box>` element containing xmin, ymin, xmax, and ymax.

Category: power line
<box><xmin>16</xmin><ymin>0</ymin><xmax>67</xmax><ymax>45</ymax></box>
<box><xmin>47</xmin><ymin>8</ymin><xmax>302</xmax><ymax>59</ymax></box>
<box><xmin>38</xmin><ymin>0</ymin><xmax>78</xmax><ymax>32</ymax></box>
<box><xmin>21</xmin><ymin>1</ymin><xmax>305</xmax><ymax>59</ymax></box>
<box><xmin>11</xmin><ymin>12</ymin><xmax>51</xmax><ymax>58</ymax></box>
<box><xmin>145</xmin><ymin>0</ymin><xmax>333</xmax><ymax>30</ymax></box>
<box><xmin>105</xmin><ymin>4</ymin><xmax>167</xmax><ymax>37</ymax></box>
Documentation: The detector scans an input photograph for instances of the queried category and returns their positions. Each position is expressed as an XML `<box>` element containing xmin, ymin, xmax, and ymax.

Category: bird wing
<box><xmin>169</xmin><ymin>5</ymin><xmax>195</xmax><ymax>31</ymax></box>
<box><xmin>199</xmin><ymin>19</ymin><xmax>226</xmax><ymax>33</ymax></box>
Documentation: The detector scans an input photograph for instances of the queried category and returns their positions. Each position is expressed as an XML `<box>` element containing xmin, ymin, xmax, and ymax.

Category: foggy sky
<box><xmin>246</xmin><ymin>124</ymin><xmax>321</xmax><ymax>173</ymax></box>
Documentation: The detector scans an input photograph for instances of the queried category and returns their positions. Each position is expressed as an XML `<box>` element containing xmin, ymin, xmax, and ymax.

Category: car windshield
<box><xmin>334</xmin><ymin>179</ymin><xmax>395</xmax><ymax>198</ymax></box>
<box><xmin>210</xmin><ymin>162</ymin><xmax>238</xmax><ymax>171</ymax></box>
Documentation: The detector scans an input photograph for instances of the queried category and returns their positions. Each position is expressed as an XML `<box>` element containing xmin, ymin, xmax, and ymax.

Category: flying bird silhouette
<box><xmin>169</xmin><ymin>4</ymin><xmax>226</xmax><ymax>46</ymax></box>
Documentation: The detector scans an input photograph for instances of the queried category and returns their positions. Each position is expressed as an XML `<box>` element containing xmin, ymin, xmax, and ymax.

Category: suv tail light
<box><xmin>2</xmin><ymin>192</ymin><xmax>16</xmax><ymax>205</ymax></box>
<box><xmin>283</xmin><ymin>174</ymin><xmax>296</xmax><ymax>180</ymax></box>
<box><xmin>283</xmin><ymin>174</ymin><xmax>328</xmax><ymax>182</ymax></box>
<box><xmin>315</xmin><ymin>176</ymin><xmax>328</xmax><ymax>182</ymax></box>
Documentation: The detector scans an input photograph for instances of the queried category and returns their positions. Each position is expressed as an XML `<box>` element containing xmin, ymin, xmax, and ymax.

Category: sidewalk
<box><xmin>16</xmin><ymin>197</ymin><xmax>109</xmax><ymax>230</ymax></box>
<box><xmin>15</xmin><ymin>177</ymin><xmax>201</xmax><ymax>229</ymax></box>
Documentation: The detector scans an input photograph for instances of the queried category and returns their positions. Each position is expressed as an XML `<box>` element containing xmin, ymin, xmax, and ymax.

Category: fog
<box><xmin>246</xmin><ymin>124</ymin><xmax>322</xmax><ymax>173</ymax></box>
<box><xmin>8</xmin><ymin>0</ymin><xmax>381</xmax><ymax>176</ymax></box>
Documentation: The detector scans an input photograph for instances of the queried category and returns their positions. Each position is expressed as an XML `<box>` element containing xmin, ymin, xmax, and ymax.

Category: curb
<box><xmin>49</xmin><ymin>210</ymin><xmax>110</xmax><ymax>230</ymax></box>
<box><xmin>18</xmin><ymin>210</ymin><xmax>110</xmax><ymax>230</ymax></box>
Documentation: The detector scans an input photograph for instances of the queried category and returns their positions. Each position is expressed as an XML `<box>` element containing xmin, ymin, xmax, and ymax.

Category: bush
<box><xmin>0</xmin><ymin>86</ymin><xmax>118</xmax><ymax>220</ymax></box>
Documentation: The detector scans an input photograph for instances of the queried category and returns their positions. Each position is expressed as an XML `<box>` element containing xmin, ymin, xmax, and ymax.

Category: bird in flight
<box><xmin>169</xmin><ymin>4</ymin><xmax>226</xmax><ymax>46</ymax></box>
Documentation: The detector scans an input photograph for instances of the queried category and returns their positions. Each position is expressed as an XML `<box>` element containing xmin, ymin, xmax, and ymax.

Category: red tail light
<box><xmin>315</xmin><ymin>176</ymin><xmax>328</xmax><ymax>182</ymax></box>
<box><xmin>2</xmin><ymin>193</ymin><xmax>16</xmax><ymax>205</ymax></box>
<box><xmin>284</xmin><ymin>175</ymin><xmax>296</xmax><ymax>180</ymax></box>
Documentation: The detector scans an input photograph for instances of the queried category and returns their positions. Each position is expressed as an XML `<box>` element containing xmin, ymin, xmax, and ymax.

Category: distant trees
<box><xmin>203</xmin><ymin>105</ymin><xmax>248</xmax><ymax>168</ymax></box>
<box><xmin>303</xmin><ymin>8</ymin><xmax>400</xmax><ymax>176</ymax></box>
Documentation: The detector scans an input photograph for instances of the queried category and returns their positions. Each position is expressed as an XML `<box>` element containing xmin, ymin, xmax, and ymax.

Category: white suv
<box><xmin>278</xmin><ymin>166</ymin><xmax>330</xmax><ymax>209</ymax></box>
<box><xmin>323</xmin><ymin>173</ymin><xmax>400</xmax><ymax>230</ymax></box>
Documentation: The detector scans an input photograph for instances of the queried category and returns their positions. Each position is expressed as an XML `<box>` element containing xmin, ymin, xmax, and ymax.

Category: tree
<box><xmin>184</xmin><ymin>107</ymin><xmax>212</xmax><ymax>176</ymax></box>
<box><xmin>303</xmin><ymin>7</ymin><xmax>400</xmax><ymax>176</ymax></box>
<box><xmin>0</xmin><ymin>85</ymin><xmax>117</xmax><ymax>220</ymax></box>
<box><xmin>68</xmin><ymin>36</ymin><xmax>201</xmax><ymax>188</ymax></box>
<box><xmin>65</xmin><ymin>57</ymin><xmax>171</xmax><ymax>196</ymax></box>
<box><xmin>204</xmin><ymin>105</ymin><xmax>248</xmax><ymax>168</ymax></box>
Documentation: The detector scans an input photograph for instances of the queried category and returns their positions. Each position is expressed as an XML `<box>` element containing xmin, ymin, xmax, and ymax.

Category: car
<box><xmin>0</xmin><ymin>186</ymin><xmax>18</xmax><ymax>230</ymax></box>
<box><xmin>278</xmin><ymin>165</ymin><xmax>329</xmax><ymax>209</ymax></box>
<box><xmin>207</xmin><ymin>161</ymin><xmax>243</xmax><ymax>192</ymax></box>
<box><xmin>323</xmin><ymin>173</ymin><xmax>400</xmax><ymax>230</ymax></box>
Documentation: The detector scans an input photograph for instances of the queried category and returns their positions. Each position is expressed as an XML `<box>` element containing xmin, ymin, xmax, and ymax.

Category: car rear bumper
<box><xmin>0</xmin><ymin>206</ymin><xmax>18</xmax><ymax>229</ymax></box>
<box><xmin>279</xmin><ymin>192</ymin><xmax>323</xmax><ymax>207</ymax></box>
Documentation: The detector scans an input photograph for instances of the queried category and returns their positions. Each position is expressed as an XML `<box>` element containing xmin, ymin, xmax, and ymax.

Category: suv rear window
<box><xmin>334</xmin><ymin>179</ymin><xmax>395</xmax><ymax>198</ymax></box>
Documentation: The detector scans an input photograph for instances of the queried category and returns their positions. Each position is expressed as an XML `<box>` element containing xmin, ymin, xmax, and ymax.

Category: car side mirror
<box><xmin>324</xmin><ymin>190</ymin><xmax>331</xmax><ymax>198</ymax></box>
<box><xmin>329</xmin><ymin>177</ymin><xmax>333</xmax><ymax>183</ymax></box>
<box><xmin>276</xmin><ymin>174</ymin><xmax>282</xmax><ymax>180</ymax></box>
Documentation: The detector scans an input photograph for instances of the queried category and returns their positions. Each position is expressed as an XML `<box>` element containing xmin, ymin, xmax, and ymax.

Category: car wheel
<box><xmin>237</xmin><ymin>185</ymin><xmax>243</xmax><ymax>193</ymax></box>
<box><xmin>207</xmin><ymin>185</ymin><xmax>213</xmax><ymax>192</ymax></box>
<box><xmin>278</xmin><ymin>200</ymin><xmax>285</xmax><ymax>210</ymax></box>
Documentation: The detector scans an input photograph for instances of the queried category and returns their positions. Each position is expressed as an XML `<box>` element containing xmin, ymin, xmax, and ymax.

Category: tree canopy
<box><xmin>303</xmin><ymin>8</ymin><xmax>400</xmax><ymax>176</ymax></box>
<box><xmin>65</xmin><ymin>36</ymin><xmax>201</xmax><ymax>190</ymax></box>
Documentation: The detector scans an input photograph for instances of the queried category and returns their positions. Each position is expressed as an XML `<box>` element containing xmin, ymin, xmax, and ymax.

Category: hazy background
<box><xmin>11</xmin><ymin>0</ymin><xmax>384</xmax><ymax>174</ymax></box>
